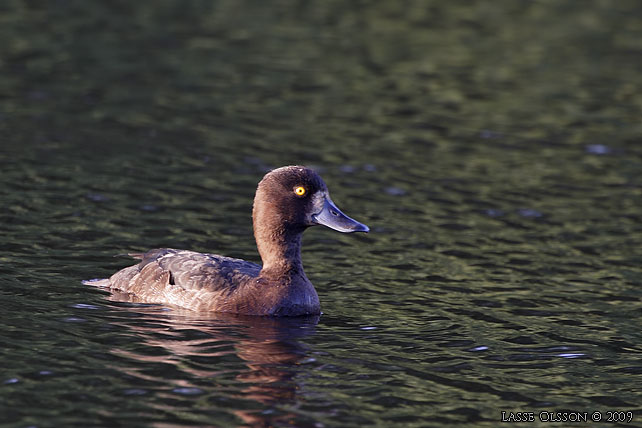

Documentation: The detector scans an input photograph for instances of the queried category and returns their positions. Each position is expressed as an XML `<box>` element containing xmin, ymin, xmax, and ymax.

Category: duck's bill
<box><xmin>312</xmin><ymin>196</ymin><xmax>369</xmax><ymax>233</ymax></box>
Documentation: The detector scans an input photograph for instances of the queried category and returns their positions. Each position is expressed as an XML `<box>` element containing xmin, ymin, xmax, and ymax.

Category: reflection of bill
<box><xmin>105</xmin><ymin>291</ymin><xmax>320</xmax><ymax>426</ymax></box>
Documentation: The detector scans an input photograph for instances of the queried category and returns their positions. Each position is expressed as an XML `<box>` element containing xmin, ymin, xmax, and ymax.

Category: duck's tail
<box><xmin>82</xmin><ymin>278</ymin><xmax>111</xmax><ymax>288</ymax></box>
<box><xmin>82</xmin><ymin>253</ymin><xmax>142</xmax><ymax>288</ymax></box>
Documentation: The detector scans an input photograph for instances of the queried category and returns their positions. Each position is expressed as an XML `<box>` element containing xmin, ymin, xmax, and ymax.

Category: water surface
<box><xmin>1</xmin><ymin>1</ymin><xmax>642</xmax><ymax>427</ymax></box>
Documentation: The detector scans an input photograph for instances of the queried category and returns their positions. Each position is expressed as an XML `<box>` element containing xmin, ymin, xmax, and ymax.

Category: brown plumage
<box><xmin>84</xmin><ymin>166</ymin><xmax>369</xmax><ymax>316</ymax></box>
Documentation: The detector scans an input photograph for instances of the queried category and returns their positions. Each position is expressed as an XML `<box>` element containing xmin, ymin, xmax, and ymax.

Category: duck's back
<box><xmin>105</xmin><ymin>248</ymin><xmax>261</xmax><ymax>311</ymax></box>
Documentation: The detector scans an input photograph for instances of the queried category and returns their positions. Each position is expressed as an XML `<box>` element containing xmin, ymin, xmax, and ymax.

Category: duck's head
<box><xmin>253</xmin><ymin>166</ymin><xmax>369</xmax><ymax>237</ymax></box>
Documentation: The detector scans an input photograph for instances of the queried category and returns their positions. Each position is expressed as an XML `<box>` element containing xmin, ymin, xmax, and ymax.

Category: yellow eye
<box><xmin>294</xmin><ymin>186</ymin><xmax>306</xmax><ymax>196</ymax></box>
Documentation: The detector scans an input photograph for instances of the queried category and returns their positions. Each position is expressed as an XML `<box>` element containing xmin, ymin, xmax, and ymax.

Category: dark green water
<box><xmin>2</xmin><ymin>1</ymin><xmax>642</xmax><ymax>427</ymax></box>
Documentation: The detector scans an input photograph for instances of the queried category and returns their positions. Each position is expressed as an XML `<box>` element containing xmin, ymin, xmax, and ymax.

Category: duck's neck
<box><xmin>254</xmin><ymin>225</ymin><xmax>306</xmax><ymax>278</ymax></box>
<box><xmin>252</xmin><ymin>179</ymin><xmax>309</xmax><ymax>280</ymax></box>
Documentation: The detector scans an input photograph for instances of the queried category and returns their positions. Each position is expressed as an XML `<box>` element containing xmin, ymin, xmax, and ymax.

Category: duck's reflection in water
<box><xmin>105</xmin><ymin>291</ymin><xmax>320</xmax><ymax>426</ymax></box>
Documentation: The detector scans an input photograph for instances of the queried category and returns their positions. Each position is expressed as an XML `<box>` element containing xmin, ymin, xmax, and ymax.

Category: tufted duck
<box><xmin>84</xmin><ymin>166</ymin><xmax>369</xmax><ymax>316</ymax></box>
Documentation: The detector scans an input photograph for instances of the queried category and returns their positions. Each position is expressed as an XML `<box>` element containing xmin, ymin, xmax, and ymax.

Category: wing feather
<box><xmin>106</xmin><ymin>248</ymin><xmax>262</xmax><ymax>311</ymax></box>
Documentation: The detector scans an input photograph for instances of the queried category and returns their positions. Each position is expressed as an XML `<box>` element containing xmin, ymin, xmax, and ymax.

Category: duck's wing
<box><xmin>106</xmin><ymin>248</ymin><xmax>262</xmax><ymax>311</ymax></box>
